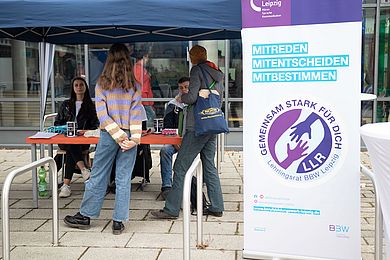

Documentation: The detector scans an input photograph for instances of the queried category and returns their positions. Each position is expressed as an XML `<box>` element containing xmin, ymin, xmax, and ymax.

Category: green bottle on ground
<box><xmin>38</xmin><ymin>166</ymin><xmax>48</xmax><ymax>197</ymax></box>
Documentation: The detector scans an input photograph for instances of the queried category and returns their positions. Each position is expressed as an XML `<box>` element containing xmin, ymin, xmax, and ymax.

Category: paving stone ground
<box><xmin>0</xmin><ymin>149</ymin><xmax>379</xmax><ymax>259</ymax></box>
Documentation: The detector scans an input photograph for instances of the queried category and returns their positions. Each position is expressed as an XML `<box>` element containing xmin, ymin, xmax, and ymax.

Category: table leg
<box><xmin>375</xmin><ymin>202</ymin><xmax>383</xmax><ymax>260</ymax></box>
<box><xmin>361</xmin><ymin>164</ymin><xmax>383</xmax><ymax>260</ymax></box>
<box><xmin>40</xmin><ymin>144</ymin><xmax>45</xmax><ymax>159</ymax></box>
<box><xmin>31</xmin><ymin>144</ymin><xmax>38</xmax><ymax>208</ymax></box>
<box><xmin>48</xmin><ymin>144</ymin><xmax>53</xmax><ymax>157</ymax></box>
<box><xmin>48</xmin><ymin>144</ymin><xmax>53</xmax><ymax>196</ymax></box>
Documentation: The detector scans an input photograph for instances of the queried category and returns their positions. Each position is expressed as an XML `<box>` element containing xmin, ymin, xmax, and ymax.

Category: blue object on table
<box><xmin>47</xmin><ymin>125</ymin><xmax>67</xmax><ymax>134</ymax></box>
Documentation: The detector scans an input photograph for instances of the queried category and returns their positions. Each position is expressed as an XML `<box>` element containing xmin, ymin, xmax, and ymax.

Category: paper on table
<box><xmin>29</xmin><ymin>132</ymin><xmax>58</xmax><ymax>139</ymax></box>
<box><xmin>84</xmin><ymin>129</ymin><xmax>100</xmax><ymax>137</ymax></box>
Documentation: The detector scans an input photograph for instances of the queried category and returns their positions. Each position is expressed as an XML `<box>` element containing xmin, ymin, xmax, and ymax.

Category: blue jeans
<box><xmin>159</xmin><ymin>145</ymin><xmax>178</xmax><ymax>189</ymax></box>
<box><xmin>80</xmin><ymin>130</ymin><xmax>137</xmax><ymax>222</ymax></box>
<box><xmin>163</xmin><ymin>131</ymin><xmax>224</xmax><ymax>216</ymax></box>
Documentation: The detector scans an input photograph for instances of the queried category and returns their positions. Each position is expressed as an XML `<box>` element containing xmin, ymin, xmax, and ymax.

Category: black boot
<box><xmin>112</xmin><ymin>220</ymin><xmax>125</xmax><ymax>235</ymax></box>
<box><xmin>203</xmin><ymin>208</ymin><xmax>223</xmax><ymax>217</ymax></box>
<box><xmin>64</xmin><ymin>212</ymin><xmax>90</xmax><ymax>229</ymax></box>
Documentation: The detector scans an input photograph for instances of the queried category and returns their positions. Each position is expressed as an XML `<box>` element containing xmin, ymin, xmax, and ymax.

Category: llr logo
<box><xmin>258</xmin><ymin>99</ymin><xmax>343</xmax><ymax>183</ymax></box>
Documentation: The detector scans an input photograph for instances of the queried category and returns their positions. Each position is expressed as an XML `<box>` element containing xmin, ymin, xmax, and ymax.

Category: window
<box><xmin>362</xmin><ymin>8</ymin><xmax>376</xmax><ymax>124</ymax></box>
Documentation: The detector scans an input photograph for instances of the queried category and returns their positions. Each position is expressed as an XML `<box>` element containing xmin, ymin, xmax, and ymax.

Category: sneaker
<box><xmin>81</xmin><ymin>168</ymin><xmax>91</xmax><ymax>181</ymax></box>
<box><xmin>112</xmin><ymin>220</ymin><xmax>125</xmax><ymax>235</ymax></box>
<box><xmin>64</xmin><ymin>212</ymin><xmax>90</xmax><ymax>229</ymax></box>
<box><xmin>150</xmin><ymin>209</ymin><xmax>178</xmax><ymax>219</ymax></box>
<box><xmin>59</xmin><ymin>184</ymin><xmax>71</xmax><ymax>198</ymax></box>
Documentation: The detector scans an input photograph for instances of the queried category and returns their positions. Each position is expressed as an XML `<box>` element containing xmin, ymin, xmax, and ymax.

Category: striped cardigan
<box><xmin>95</xmin><ymin>83</ymin><xmax>143</xmax><ymax>144</ymax></box>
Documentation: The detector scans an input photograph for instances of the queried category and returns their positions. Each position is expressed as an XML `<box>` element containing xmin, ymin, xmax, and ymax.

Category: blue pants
<box><xmin>163</xmin><ymin>131</ymin><xmax>224</xmax><ymax>216</ymax></box>
<box><xmin>80</xmin><ymin>130</ymin><xmax>137</xmax><ymax>222</ymax></box>
<box><xmin>159</xmin><ymin>144</ymin><xmax>178</xmax><ymax>189</ymax></box>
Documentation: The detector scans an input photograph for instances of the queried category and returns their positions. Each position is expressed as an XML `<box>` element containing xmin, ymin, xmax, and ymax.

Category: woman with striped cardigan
<box><xmin>64</xmin><ymin>43</ymin><xmax>143</xmax><ymax>235</ymax></box>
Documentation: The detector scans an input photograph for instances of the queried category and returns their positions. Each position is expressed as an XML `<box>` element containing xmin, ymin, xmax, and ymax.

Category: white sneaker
<box><xmin>59</xmin><ymin>184</ymin><xmax>71</xmax><ymax>198</ymax></box>
<box><xmin>81</xmin><ymin>168</ymin><xmax>91</xmax><ymax>181</ymax></box>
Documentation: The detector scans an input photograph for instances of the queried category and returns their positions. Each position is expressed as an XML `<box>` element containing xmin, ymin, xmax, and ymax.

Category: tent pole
<box><xmin>188</xmin><ymin>41</ymin><xmax>193</xmax><ymax>72</ymax></box>
<box><xmin>84</xmin><ymin>44</ymin><xmax>89</xmax><ymax>83</ymax></box>
<box><xmin>223</xmin><ymin>39</ymin><xmax>230</xmax><ymax>161</ymax></box>
<box><xmin>50</xmin><ymin>68</ymin><xmax>55</xmax><ymax>114</ymax></box>
<box><xmin>38</xmin><ymin>42</ymin><xmax>56</xmax><ymax>130</ymax></box>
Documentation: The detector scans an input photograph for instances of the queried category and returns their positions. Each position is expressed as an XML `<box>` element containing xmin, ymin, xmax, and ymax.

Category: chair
<box><xmin>43</xmin><ymin>113</ymin><xmax>92</xmax><ymax>182</ymax></box>
<box><xmin>361</xmin><ymin>122</ymin><xmax>389</xmax><ymax>260</ymax></box>
<box><xmin>55</xmin><ymin>148</ymin><xmax>91</xmax><ymax>182</ymax></box>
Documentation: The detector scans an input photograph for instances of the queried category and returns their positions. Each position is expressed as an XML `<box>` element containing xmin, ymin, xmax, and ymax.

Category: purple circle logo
<box><xmin>259</xmin><ymin>99</ymin><xmax>343</xmax><ymax>183</ymax></box>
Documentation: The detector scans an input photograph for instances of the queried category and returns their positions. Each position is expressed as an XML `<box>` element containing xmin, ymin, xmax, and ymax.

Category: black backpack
<box><xmin>190</xmin><ymin>176</ymin><xmax>210</xmax><ymax>215</ymax></box>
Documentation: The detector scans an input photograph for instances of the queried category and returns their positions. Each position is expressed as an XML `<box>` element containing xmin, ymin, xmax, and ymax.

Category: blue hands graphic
<box><xmin>290</xmin><ymin>112</ymin><xmax>318</xmax><ymax>142</ymax></box>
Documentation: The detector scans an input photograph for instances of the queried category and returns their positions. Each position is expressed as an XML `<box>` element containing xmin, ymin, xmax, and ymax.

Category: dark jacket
<box><xmin>181</xmin><ymin>61</ymin><xmax>224</xmax><ymax>131</ymax></box>
<box><xmin>163</xmin><ymin>99</ymin><xmax>185</xmax><ymax>129</ymax></box>
<box><xmin>54</xmin><ymin>99</ymin><xmax>99</xmax><ymax>130</ymax></box>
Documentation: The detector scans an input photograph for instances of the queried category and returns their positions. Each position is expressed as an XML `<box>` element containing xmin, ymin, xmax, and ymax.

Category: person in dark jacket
<box><xmin>159</xmin><ymin>76</ymin><xmax>189</xmax><ymax>199</ymax></box>
<box><xmin>151</xmin><ymin>45</ymin><xmax>224</xmax><ymax>218</ymax></box>
<box><xmin>54</xmin><ymin>76</ymin><xmax>99</xmax><ymax>198</ymax></box>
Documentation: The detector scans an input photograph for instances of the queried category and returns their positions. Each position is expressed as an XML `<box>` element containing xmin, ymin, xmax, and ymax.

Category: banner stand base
<box><xmin>243</xmin><ymin>250</ymin><xmax>338</xmax><ymax>260</ymax></box>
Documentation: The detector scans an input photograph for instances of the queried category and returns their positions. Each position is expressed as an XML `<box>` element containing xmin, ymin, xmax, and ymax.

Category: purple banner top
<box><xmin>242</xmin><ymin>0</ymin><xmax>361</xmax><ymax>28</ymax></box>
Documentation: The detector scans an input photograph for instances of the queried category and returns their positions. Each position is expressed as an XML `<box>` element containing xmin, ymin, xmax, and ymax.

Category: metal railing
<box><xmin>182</xmin><ymin>155</ymin><xmax>203</xmax><ymax>260</ymax></box>
<box><xmin>361</xmin><ymin>164</ymin><xmax>383</xmax><ymax>260</ymax></box>
<box><xmin>42</xmin><ymin>113</ymin><xmax>58</xmax><ymax>195</ymax></box>
<box><xmin>216</xmin><ymin>134</ymin><xmax>224</xmax><ymax>172</ymax></box>
<box><xmin>2</xmin><ymin>157</ymin><xmax>59</xmax><ymax>260</ymax></box>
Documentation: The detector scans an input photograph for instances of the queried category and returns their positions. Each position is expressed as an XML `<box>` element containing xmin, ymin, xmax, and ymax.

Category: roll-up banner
<box><xmin>242</xmin><ymin>1</ymin><xmax>362</xmax><ymax>259</ymax></box>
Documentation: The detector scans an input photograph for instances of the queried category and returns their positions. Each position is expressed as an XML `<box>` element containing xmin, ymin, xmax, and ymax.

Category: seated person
<box><xmin>159</xmin><ymin>76</ymin><xmax>189</xmax><ymax>199</ymax></box>
<box><xmin>54</xmin><ymin>76</ymin><xmax>99</xmax><ymax>198</ymax></box>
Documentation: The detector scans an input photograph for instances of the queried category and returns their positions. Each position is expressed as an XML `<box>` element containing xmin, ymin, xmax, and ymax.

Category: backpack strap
<box><xmin>198</xmin><ymin>65</ymin><xmax>216</xmax><ymax>90</ymax></box>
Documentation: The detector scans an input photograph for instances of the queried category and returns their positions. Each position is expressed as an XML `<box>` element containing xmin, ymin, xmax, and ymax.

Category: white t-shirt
<box><xmin>75</xmin><ymin>101</ymin><xmax>82</xmax><ymax>117</ymax></box>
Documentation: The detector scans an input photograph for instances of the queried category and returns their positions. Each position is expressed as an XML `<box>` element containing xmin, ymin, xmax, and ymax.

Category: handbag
<box><xmin>193</xmin><ymin>66</ymin><xmax>229</xmax><ymax>136</ymax></box>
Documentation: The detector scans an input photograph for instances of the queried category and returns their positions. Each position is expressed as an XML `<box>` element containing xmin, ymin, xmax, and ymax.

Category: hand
<box><xmin>173</xmin><ymin>144</ymin><xmax>181</xmax><ymax>150</ymax></box>
<box><xmin>286</xmin><ymin>140</ymin><xmax>309</xmax><ymax>161</ymax></box>
<box><xmin>119</xmin><ymin>139</ymin><xmax>137</xmax><ymax>152</ymax></box>
<box><xmin>279</xmin><ymin>140</ymin><xmax>309</xmax><ymax>169</ymax></box>
<box><xmin>77</xmin><ymin>129</ymin><xmax>87</xmax><ymax>135</ymax></box>
<box><xmin>290</xmin><ymin>121</ymin><xmax>312</xmax><ymax>142</ymax></box>
<box><xmin>290</xmin><ymin>113</ymin><xmax>318</xmax><ymax>142</ymax></box>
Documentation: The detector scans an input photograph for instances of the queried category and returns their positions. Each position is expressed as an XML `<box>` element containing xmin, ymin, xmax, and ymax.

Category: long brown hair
<box><xmin>97</xmin><ymin>43</ymin><xmax>136</xmax><ymax>91</ymax></box>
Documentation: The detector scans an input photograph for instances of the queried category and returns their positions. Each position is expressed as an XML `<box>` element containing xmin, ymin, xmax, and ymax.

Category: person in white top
<box><xmin>54</xmin><ymin>77</ymin><xmax>99</xmax><ymax>198</ymax></box>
